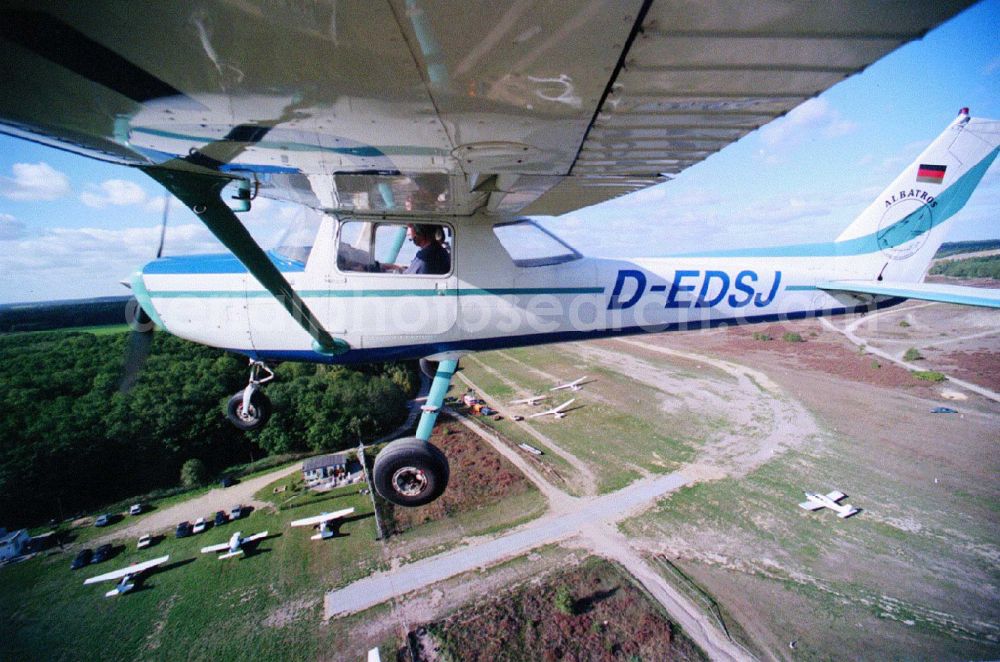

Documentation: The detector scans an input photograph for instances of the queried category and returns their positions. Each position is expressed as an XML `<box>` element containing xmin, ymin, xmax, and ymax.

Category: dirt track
<box><xmin>94</xmin><ymin>463</ymin><xmax>301</xmax><ymax>545</ymax></box>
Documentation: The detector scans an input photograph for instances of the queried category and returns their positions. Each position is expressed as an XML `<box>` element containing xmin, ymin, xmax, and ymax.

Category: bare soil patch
<box><xmin>381</xmin><ymin>415</ymin><xmax>533</xmax><ymax>536</ymax></box>
<box><xmin>930</xmin><ymin>349</ymin><xmax>1000</xmax><ymax>391</ymax></box>
<box><xmin>408</xmin><ymin>556</ymin><xmax>707</xmax><ymax>662</ymax></box>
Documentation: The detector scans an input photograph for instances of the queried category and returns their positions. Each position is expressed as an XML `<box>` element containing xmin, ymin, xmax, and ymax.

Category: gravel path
<box><xmin>94</xmin><ymin>463</ymin><xmax>301</xmax><ymax>544</ymax></box>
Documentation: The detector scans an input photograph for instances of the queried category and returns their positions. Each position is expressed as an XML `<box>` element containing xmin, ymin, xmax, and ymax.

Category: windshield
<box><xmin>272</xmin><ymin>207</ymin><xmax>324</xmax><ymax>264</ymax></box>
<box><xmin>493</xmin><ymin>220</ymin><xmax>581</xmax><ymax>267</ymax></box>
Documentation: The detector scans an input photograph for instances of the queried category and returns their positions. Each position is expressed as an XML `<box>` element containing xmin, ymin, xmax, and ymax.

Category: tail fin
<box><xmin>835</xmin><ymin>109</ymin><xmax>1000</xmax><ymax>282</ymax></box>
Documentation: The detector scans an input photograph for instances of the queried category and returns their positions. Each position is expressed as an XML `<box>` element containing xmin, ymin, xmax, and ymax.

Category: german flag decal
<box><xmin>916</xmin><ymin>163</ymin><xmax>947</xmax><ymax>184</ymax></box>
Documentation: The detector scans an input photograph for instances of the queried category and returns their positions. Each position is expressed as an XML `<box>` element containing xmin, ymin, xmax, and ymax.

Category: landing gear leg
<box><xmin>225</xmin><ymin>360</ymin><xmax>274</xmax><ymax>431</ymax></box>
<box><xmin>373</xmin><ymin>359</ymin><xmax>456</xmax><ymax>507</ymax></box>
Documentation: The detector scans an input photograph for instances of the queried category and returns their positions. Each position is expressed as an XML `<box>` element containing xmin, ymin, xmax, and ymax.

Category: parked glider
<box><xmin>510</xmin><ymin>395</ymin><xmax>548</xmax><ymax>406</ymax></box>
<box><xmin>0</xmin><ymin>3</ymin><xmax>994</xmax><ymax>511</ymax></box>
<box><xmin>799</xmin><ymin>491</ymin><xmax>860</xmax><ymax>519</ymax></box>
<box><xmin>550</xmin><ymin>378</ymin><xmax>587</xmax><ymax>392</ymax></box>
<box><xmin>529</xmin><ymin>399</ymin><xmax>575</xmax><ymax>420</ymax></box>
<box><xmin>83</xmin><ymin>555</ymin><xmax>169</xmax><ymax>597</ymax></box>
<box><xmin>201</xmin><ymin>531</ymin><xmax>268</xmax><ymax>559</ymax></box>
<box><xmin>289</xmin><ymin>508</ymin><xmax>355</xmax><ymax>541</ymax></box>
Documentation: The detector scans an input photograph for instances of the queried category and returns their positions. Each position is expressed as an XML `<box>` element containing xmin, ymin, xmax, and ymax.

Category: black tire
<box><xmin>225</xmin><ymin>390</ymin><xmax>272</xmax><ymax>431</ymax></box>
<box><xmin>373</xmin><ymin>438</ymin><xmax>449</xmax><ymax>507</ymax></box>
<box><xmin>419</xmin><ymin>358</ymin><xmax>438</xmax><ymax>379</ymax></box>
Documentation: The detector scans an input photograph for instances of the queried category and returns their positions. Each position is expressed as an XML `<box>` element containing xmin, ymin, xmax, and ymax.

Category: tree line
<box><xmin>0</xmin><ymin>330</ymin><xmax>418</xmax><ymax>527</ymax></box>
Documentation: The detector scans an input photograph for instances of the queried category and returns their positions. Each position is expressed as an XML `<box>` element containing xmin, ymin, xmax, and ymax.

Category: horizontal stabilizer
<box><xmin>837</xmin><ymin>508</ymin><xmax>860</xmax><ymax>519</ymax></box>
<box><xmin>825</xmin><ymin>490</ymin><xmax>846</xmax><ymax>502</ymax></box>
<box><xmin>818</xmin><ymin>281</ymin><xmax>1000</xmax><ymax>309</ymax></box>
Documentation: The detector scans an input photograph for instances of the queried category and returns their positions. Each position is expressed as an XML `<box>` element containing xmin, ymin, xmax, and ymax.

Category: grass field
<box><xmin>2</xmin><ymin>444</ymin><xmax>546</xmax><ymax>660</ymax></box>
<box><xmin>619</xmin><ymin>419</ymin><xmax>1000</xmax><ymax>659</ymax></box>
<box><xmin>460</xmin><ymin>345</ymin><xmax>710</xmax><ymax>493</ymax></box>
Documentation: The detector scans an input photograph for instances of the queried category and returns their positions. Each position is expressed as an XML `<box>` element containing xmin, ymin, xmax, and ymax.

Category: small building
<box><xmin>302</xmin><ymin>453</ymin><xmax>348</xmax><ymax>483</ymax></box>
<box><xmin>0</xmin><ymin>528</ymin><xmax>30</xmax><ymax>561</ymax></box>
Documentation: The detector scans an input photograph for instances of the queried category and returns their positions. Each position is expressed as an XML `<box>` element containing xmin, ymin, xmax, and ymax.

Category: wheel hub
<box><xmin>391</xmin><ymin>466</ymin><xmax>428</xmax><ymax>497</ymax></box>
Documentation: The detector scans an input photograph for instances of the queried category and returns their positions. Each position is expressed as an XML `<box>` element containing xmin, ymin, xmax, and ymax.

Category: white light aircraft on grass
<box><xmin>289</xmin><ymin>507</ymin><xmax>355</xmax><ymax>541</ymax></box>
<box><xmin>799</xmin><ymin>491</ymin><xmax>860</xmax><ymax>519</ymax></box>
<box><xmin>201</xmin><ymin>531</ymin><xmax>268</xmax><ymax>559</ymax></box>
<box><xmin>83</xmin><ymin>555</ymin><xmax>169</xmax><ymax>597</ymax></box>
<box><xmin>510</xmin><ymin>395</ymin><xmax>549</xmax><ymax>406</ymax></box>
<box><xmin>2</xmin><ymin>3</ymin><xmax>996</xmax><ymax>510</ymax></box>
<box><xmin>529</xmin><ymin>399</ymin><xmax>576</xmax><ymax>420</ymax></box>
<box><xmin>550</xmin><ymin>378</ymin><xmax>587</xmax><ymax>392</ymax></box>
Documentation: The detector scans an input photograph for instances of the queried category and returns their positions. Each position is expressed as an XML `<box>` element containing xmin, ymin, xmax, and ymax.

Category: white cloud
<box><xmin>756</xmin><ymin>99</ymin><xmax>858</xmax><ymax>161</ymax></box>
<box><xmin>0</xmin><ymin>162</ymin><xmax>71</xmax><ymax>201</ymax></box>
<box><xmin>0</xmin><ymin>212</ymin><xmax>26</xmax><ymax>240</ymax></box>
<box><xmin>80</xmin><ymin>179</ymin><xmax>149</xmax><ymax>208</ymax></box>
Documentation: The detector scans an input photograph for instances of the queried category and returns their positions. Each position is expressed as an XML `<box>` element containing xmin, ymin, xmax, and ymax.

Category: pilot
<box><xmin>403</xmin><ymin>224</ymin><xmax>450</xmax><ymax>275</ymax></box>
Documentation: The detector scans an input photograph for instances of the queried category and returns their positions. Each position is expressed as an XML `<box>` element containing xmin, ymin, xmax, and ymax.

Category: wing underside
<box><xmin>0</xmin><ymin>1</ymin><xmax>973</xmax><ymax>218</ymax></box>
<box><xmin>818</xmin><ymin>281</ymin><xmax>1000</xmax><ymax>309</ymax></box>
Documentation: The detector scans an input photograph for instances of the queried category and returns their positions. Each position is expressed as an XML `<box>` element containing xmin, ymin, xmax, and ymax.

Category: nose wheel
<box><xmin>373</xmin><ymin>438</ymin><xmax>449</xmax><ymax>507</ymax></box>
<box><xmin>225</xmin><ymin>361</ymin><xmax>274</xmax><ymax>431</ymax></box>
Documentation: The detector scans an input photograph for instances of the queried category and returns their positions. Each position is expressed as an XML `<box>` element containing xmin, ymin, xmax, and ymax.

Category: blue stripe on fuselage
<box><xmin>142</xmin><ymin>251</ymin><xmax>305</xmax><ymax>274</ymax></box>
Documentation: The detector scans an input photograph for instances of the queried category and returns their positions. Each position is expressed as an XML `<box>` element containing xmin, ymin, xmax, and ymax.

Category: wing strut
<box><xmin>140</xmin><ymin>167</ymin><xmax>347</xmax><ymax>356</ymax></box>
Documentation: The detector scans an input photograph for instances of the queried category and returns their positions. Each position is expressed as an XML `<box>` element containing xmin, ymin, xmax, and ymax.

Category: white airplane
<box><xmin>1</xmin><ymin>4</ymin><xmax>996</xmax><ymax>511</ymax></box>
<box><xmin>289</xmin><ymin>507</ymin><xmax>355</xmax><ymax>540</ymax></box>
<box><xmin>510</xmin><ymin>395</ymin><xmax>548</xmax><ymax>406</ymax></box>
<box><xmin>799</xmin><ymin>491</ymin><xmax>860</xmax><ymax>519</ymax></box>
<box><xmin>83</xmin><ymin>555</ymin><xmax>169</xmax><ymax>597</ymax></box>
<box><xmin>550</xmin><ymin>378</ymin><xmax>587</xmax><ymax>392</ymax></box>
<box><xmin>201</xmin><ymin>531</ymin><xmax>268</xmax><ymax>559</ymax></box>
<box><xmin>529</xmin><ymin>399</ymin><xmax>575</xmax><ymax>420</ymax></box>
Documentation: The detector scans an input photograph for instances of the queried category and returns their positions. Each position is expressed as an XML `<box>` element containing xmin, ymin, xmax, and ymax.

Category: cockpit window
<box><xmin>272</xmin><ymin>207</ymin><xmax>324</xmax><ymax>265</ymax></box>
<box><xmin>337</xmin><ymin>220</ymin><xmax>452</xmax><ymax>275</ymax></box>
<box><xmin>493</xmin><ymin>220</ymin><xmax>580</xmax><ymax>267</ymax></box>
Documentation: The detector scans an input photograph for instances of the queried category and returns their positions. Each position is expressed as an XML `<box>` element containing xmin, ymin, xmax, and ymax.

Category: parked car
<box><xmin>220</xmin><ymin>475</ymin><xmax>236</xmax><ymax>488</ymax></box>
<box><xmin>214</xmin><ymin>511</ymin><xmax>228</xmax><ymax>527</ymax></box>
<box><xmin>129</xmin><ymin>503</ymin><xmax>143</xmax><ymax>516</ymax></box>
<box><xmin>192</xmin><ymin>517</ymin><xmax>207</xmax><ymax>534</ymax></box>
<box><xmin>137</xmin><ymin>534</ymin><xmax>153</xmax><ymax>549</ymax></box>
<box><xmin>70</xmin><ymin>549</ymin><xmax>92</xmax><ymax>570</ymax></box>
<box><xmin>230</xmin><ymin>505</ymin><xmax>244</xmax><ymax>520</ymax></box>
<box><xmin>92</xmin><ymin>544</ymin><xmax>113</xmax><ymax>563</ymax></box>
<box><xmin>175</xmin><ymin>521</ymin><xmax>191</xmax><ymax>538</ymax></box>
<box><xmin>94</xmin><ymin>514</ymin><xmax>110</xmax><ymax>527</ymax></box>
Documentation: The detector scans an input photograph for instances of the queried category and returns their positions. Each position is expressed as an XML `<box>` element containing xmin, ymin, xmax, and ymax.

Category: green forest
<box><xmin>0</xmin><ymin>330</ymin><xmax>418</xmax><ymax>528</ymax></box>
<box><xmin>930</xmin><ymin>254</ymin><xmax>1000</xmax><ymax>279</ymax></box>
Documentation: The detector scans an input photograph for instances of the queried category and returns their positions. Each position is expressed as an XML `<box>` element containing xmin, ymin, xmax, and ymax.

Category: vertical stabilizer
<box><xmin>835</xmin><ymin>110</ymin><xmax>1000</xmax><ymax>282</ymax></box>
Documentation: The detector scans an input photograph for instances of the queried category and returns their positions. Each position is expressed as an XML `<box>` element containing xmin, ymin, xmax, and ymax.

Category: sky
<box><xmin>0</xmin><ymin>1</ymin><xmax>998</xmax><ymax>304</ymax></box>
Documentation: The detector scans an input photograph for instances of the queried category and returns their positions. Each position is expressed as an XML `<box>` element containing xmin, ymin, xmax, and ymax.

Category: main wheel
<box><xmin>373</xmin><ymin>438</ymin><xmax>449</xmax><ymax>507</ymax></box>
<box><xmin>226</xmin><ymin>390</ymin><xmax>272</xmax><ymax>431</ymax></box>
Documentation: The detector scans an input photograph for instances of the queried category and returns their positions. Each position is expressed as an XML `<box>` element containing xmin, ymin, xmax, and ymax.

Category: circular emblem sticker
<box><xmin>876</xmin><ymin>198</ymin><xmax>933</xmax><ymax>260</ymax></box>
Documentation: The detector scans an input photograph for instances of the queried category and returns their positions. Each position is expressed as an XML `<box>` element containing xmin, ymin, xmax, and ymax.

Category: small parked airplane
<box><xmin>550</xmin><ymin>378</ymin><xmax>587</xmax><ymax>393</ymax></box>
<box><xmin>529</xmin><ymin>399</ymin><xmax>575</xmax><ymax>420</ymax></box>
<box><xmin>799</xmin><ymin>491</ymin><xmax>860</xmax><ymax>519</ymax></box>
<box><xmin>510</xmin><ymin>395</ymin><xmax>548</xmax><ymax>406</ymax></box>
<box><xmin>289</xmin><ymin>508</ymin><xmax>355</xmax><ymax>541</ymax></box>
<box><xmin>201</xmin><ymin>531</ymin><xmax>268</xmax><ymax>559</ymax></box>
<box><xmin>83</xmin><ymin>555</ymin><xmax>169</xmax><ymax>597</ymax></box>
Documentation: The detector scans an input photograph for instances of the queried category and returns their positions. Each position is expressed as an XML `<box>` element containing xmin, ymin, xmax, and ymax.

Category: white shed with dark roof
<box><xmin>302</xmin><ymin>453</ymin><xmax>348</xmax><ymax>482</ymax></box>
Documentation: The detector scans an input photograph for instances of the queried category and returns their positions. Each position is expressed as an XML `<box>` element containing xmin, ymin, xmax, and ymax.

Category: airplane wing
<box><xmin>552</xmin><ymin>398</ymin><xmax>576</xmax><ymax>414</ymax></box>
<box><xmin>83</xmin><ymin>555</ymin><xmax>169</xmax><ymax>584</ymax></box>
<box><xmin>200</xmin><ymin>542</ymin><xmax>232</xmax><ymax>554</ymax></box>
<box><xmin>0</xmin><ymin>3</ymin><xmax>973</xmax><ymax>219</ymax></box>
<box><xmin>243</xmin><ymin>531</ymin><xmax>269</xmax><ymax>543</ymax></box>
<box><xmin>798</xmin><ymin>501</ymin><xmax>825</xmax><ymax>511</ymax></box>
<box><xmin>290</xmin><ymin>509</ymin><xmax>355</xmax><ymax>527</ymax></box>
<box><xmin>825</xmin><ymin>490</ymin><xmax>847</xmax><ymax>502</ymax></box>
<box><xmin>817</xmin><ymin>281</ymin><xmax>1000</xmax><ymax>309</ymax></box>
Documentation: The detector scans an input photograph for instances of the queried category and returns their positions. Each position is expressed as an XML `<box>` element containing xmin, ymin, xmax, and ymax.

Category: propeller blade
<box><xmin>119</xmin><ymin>298</ymin><xmax>154</xmax><ymax>393</ymax></box>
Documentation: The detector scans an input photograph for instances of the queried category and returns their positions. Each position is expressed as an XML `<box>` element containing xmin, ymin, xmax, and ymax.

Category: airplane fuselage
<box><xmin>134</xmin><ymin>214</ymin><xmax>900</xmax><ymax>364</ymax></box>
